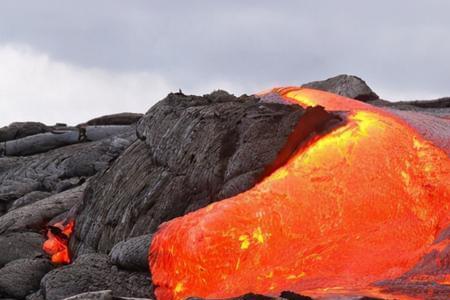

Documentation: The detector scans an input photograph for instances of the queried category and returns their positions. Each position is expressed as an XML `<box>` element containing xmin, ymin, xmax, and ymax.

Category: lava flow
<box><xmin>149</xmin><ymin>88</ymin><xmax>450</xmax><ymax>300</ymax></box>
<box><xmin>42</xmin><ymin>219</ymin><xmax>75</xmax><ymax>264</ymax></box>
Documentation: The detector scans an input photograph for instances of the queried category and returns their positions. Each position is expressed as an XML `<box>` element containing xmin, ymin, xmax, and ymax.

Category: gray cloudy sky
<box><xmin>1</xmin><ymin>0</ymin><xmax>450</xmax><ymax>126</ymax></box>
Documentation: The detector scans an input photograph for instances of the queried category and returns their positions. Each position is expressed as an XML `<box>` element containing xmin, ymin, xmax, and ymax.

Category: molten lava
<box><xmin>150</xmin><ymin>88</ymin><xmax>450</xmax><ymax>300</ymax></box>
<box><xmin>43</xmin><ymin>219</ymin><xmax>74</xmax><ymax>264</ymax></box>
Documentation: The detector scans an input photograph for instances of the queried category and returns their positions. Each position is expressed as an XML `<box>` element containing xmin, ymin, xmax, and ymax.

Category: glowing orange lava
<box><xmin>43</xmin><ymin>219</ymin><xmax>74</xmax><ymax>264</ymax></box>
<box><xmin>150</xmin><ymin>88</ymin><xmax>450</xmax><ymax>300</ymax></box>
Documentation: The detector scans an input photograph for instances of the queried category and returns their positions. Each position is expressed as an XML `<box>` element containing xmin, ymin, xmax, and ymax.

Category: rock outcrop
<box><xmin>110</xmin><ymin>234</ymin><xmax>152</xmax><ymax>272</ymax></box>
<box><xmin>0</xmin><ymin>232</ymin><xmax>44</xmax><ymax>268</ymax></box>
<box><xmin>302</xmin><ymin>74</ymin><xmax>379</xmax><ymax>101</ymax></box>
<box><xmin>85</xmin><ymin>112</ymin><xmax>143</xmax><ymax>126</ymax></box>
<box><xmin>71</xmin><ymin>91</ymin><xmax>336</xmax><ymax>255</ymax></box>
<box><xmin>0</xmin><ymin>125</ymin><xmax>131</xmax><ymax>156</ymax></box>
<box><xmin>0</xmin><ymin>122</ymin><xmax>50</xmax><ymax>143</ymax></box>
<box><xmin>0</xmin><ymin>130</ymin><xmax>134</xmax><ymax>212</ymax></box>
<box><xmin>0</xmin><ymin>185</ymin><xmax>85</xmax><ymax>234</ymax></box>
<box><xmin>0</xmin><ymin>258</ymin><xmax>53</xmax><ymax>299</ymax></box>
<box><xmin>40</xmin><ymin>254</ymin><xmax>152</xmax><ymax>300</ymax></box>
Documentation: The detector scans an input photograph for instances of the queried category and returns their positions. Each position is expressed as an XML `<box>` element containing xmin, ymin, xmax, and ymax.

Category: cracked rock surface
<box><xmin>40</xmin><ymin>254</ymin><xmax>152</xmax><ymax>300</ymax></box>
<box><xmin>71</xmin><ymin>91</ymin><xmax>315</xmax><ymax>255</ymax></box>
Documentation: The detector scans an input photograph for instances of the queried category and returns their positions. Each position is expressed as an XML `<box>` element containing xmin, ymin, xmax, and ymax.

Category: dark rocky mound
<box><xmin>0</xmin><ymin>122</ymin><xmax>50</xmax><ymax>143</ymax></box>
<box><xmin>0</xmin><ymin>258</ymin><xmax>53</xmax><ymax>299</ymax></box>
<box><xmin>71</xmin><ymin>90</ymin><xmax>336</xmax><ymax>256</ymax></box>
<box><xmin>302</xmin><ymin>74</ymin><xmax>379</xmax><ymax>101</ymax></box>
<box><xmin>40</xmin><ymin>254</ymin><xmax>152</xmax><ymax>300</ymax></box>
<box><xmin>84</xmin><ymin>112</ymin><xmax>143</xmax><ymax>126</ymax></box>
<box><xmin>0</xmin><ymin>232</ymin><xmax>44</xmax><ymax>268</ymax></box>
<box><xmin>110</xmin><ymin>234</ymin><xmax>153</xmax><ymax>272</ymax></box>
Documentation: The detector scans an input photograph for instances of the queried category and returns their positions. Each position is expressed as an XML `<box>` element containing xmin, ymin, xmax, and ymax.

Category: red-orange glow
<box><xmin>150</xmin><ymin>88</ymin><xmax>450</xmax><ymax>300</ymax></box>
<box><xmin>43</xmin><ymin>219</ymin><xmax>74</xmax><ymax>264</ymax></box>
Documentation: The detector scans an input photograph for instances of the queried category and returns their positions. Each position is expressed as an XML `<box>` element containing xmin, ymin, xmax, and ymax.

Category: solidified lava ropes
<box><xmin>150</xmin><ymin>88</ymin><xmax>450</xmax><ymax>300</ymax></box>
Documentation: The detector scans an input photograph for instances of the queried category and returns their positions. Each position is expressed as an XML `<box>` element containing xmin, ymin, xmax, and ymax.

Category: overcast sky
<box><xmin>1</xmin><ymin>0</ymin><xmax>450</xmax><ymax>126</ymax></box>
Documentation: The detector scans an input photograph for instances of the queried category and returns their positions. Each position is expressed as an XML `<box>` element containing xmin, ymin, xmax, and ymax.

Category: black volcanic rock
<box><xmin>9</xmin><ymin>191</ymin><xmax>53</xmax><ymax>211</ymax></box>
<box><xmin>0</xmin><ymin>117</ymin><xmax>139</xmax><ymax>298</ymax></box>
<box><xmin>0</xmin><ymin>258</ymin><xmax>53</xmax><ymax>299</ymax></box>
<box><xmin>71</xmin><ymin>91</ymin><xmax>336</xmax><ymax>256</ymax></box>
<box><xmin>0</xmin><ymin>131</ymin><xmax>134</xmax><ymax>211</ymax></box>
<box><xmin>302</xmin><ymin>74</ymin><xmax>379</xmax><ymax>101</ymax></box>
<box><xmin>280</xmin><ymin>291</ymin><xmax>313</xmax><ymax>300</ymax></box>
<box><xmin>0</xmin><ymin>122</ymin><xmax>50</xmax><ymax>143</ymax></box>
<box><xmin>62</xmin><ymin>290</ymin><xmax>113</xmax><ymax>300</ymax></box>
<box><xmin>40</xmin><ymin>254</ymin><xmax>152</xmax><ymax>300</ymax></box>
<box><xmin>0</xmin><ymin>232</ymin><xmax>44</xmax><ymax>268</ymax></box>
<box><xmin>110</xmin><ymin>234</ymin><xmax>152</xmax><ymax>272</ymax></box>
<box><xmin>0</xmin><ymin>125</ymin><xmax>132</xmax><ymax>157</ymax></box>
<box><xmin>0</xmin><ymin>185</ymin><xmax>85</xmax><ymax>235</ymax></box>
<box><xmin>85</xmin><ymin>112</ymin><xmax>143</xmax><ymax>126</ymax></box>
<box><xmin>26</xmin><ymin>290</ymin><xmax>45</xmax><ymax>300</ymax></box>
<box><xmin>60</xmin><ymin>290</ymin><xmax>154</xmax><ymax>300</ymax></box>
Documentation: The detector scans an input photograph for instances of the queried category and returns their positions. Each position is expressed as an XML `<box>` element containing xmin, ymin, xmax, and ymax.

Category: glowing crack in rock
<box><xmin>149</xmin><ymin>88</ymin><xmax>450</xmax><ymax>300</ymax></box>
<box><xmin>43</xmin><ymin>219</ymin><xmax>75</xmax><ymax>264</ymax></box>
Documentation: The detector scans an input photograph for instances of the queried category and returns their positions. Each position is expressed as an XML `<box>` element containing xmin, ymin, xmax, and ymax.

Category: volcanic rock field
<box><xmin>0</xmin><ymin>75</ymin><xmax>449</xmax><ymax>300</ymax></box>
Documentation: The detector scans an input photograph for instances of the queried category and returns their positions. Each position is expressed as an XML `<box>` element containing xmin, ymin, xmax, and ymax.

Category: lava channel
<box><xmin>149</xmin><ymin>88</ymin><xmax>450</xmax><ymax>300</ymax></box>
